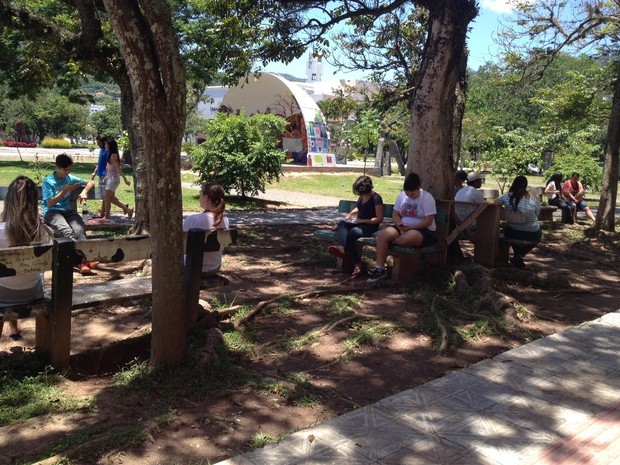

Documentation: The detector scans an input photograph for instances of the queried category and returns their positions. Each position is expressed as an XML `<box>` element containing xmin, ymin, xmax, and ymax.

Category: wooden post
<box><xmin>184</xmin><ymin>229</ymin><xmax>205</xmax><ymax>331</ymax></box>
<box><xmin>473</xmin><ymin>203</ymin><xmax>501</xmax><ymax>266</ymax></box>
<box><xmin>46</xmin><ymin>238</ymin><xmax>75</xmax><ymax>369</ymax></box>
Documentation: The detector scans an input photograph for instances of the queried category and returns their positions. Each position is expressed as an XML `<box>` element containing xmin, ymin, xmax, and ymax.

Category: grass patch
<box><xmin>343</xmin><ymin>320</ymin><xmax>401</xmax><ymax>352</ymax></box>
<box><xmin>250</xmin><ymin>432</ymin><xmax>283</xmax><ymax>449</ymax></box>
<box><xmin>0</xmin><ymin>359</ymin><xmax>93</xmax><ymax>427</ymax></box>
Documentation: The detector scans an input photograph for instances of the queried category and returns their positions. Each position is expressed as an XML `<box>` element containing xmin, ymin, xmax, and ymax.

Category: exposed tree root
<box><xmin>233</xmin><ymin>277</ymin><xmax>360</xmax><ymax>329</ymax></box>
<box><xmin>319</xmin><ymin>312</ymin><xmax>378</xmax><ymax>333</ymax></box>
<box><xmin>430</xmin><ymin>297</ymin><xmax>449</xmax><ymax>354</ymax></box>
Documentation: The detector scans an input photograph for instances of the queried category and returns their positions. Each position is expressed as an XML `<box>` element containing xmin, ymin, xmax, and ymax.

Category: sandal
<box><xmin>328</xmin><ymin>245</ymin><xmax>346</xmax><ymax>259</ymax></box>
<box><xmin>351</xmin><ymin>266</ymin><xmax>364</xmax><ymax>277</ymax></box>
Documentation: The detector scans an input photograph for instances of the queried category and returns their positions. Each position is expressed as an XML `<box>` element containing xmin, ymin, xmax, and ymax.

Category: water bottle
<box><xmin>81</xmin><ymin>201</ymin><xmax>90</xmax><ymax>222</ymax></box>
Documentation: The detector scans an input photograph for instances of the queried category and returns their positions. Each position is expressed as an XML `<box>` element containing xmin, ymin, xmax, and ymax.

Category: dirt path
<box><xmin>1</xmin><ymin>220</ymin><xmax>618</xmax><ymax>465</ymax></box>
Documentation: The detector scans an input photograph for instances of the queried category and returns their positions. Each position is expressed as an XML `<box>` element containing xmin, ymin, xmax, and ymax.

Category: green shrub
<box><xmin>549</xmin><ymin>152</ymin><xmax>603</xmax><ymax>192</ymax></box>
<box><xmin>40</xmin><ymin>138</ymin><xmax>71</xmax><ymax>149</ymax></box>
<box><xmin>189</xmin><ymin>112</ymin><xmax>286</xmax><ymax>197</ymax></box>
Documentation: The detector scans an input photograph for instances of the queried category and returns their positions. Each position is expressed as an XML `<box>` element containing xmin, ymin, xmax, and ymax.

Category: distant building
<box><xmin>89</xmin><ymin>104</ymin><xmax>106</xmax><ymax>116</ymax></box>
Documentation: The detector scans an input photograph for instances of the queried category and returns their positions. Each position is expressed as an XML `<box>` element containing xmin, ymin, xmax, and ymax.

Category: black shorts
<box><xmin>389</xmin><ymin>225</ymin><xmax>438</xmax><ymax>247</ymax></box>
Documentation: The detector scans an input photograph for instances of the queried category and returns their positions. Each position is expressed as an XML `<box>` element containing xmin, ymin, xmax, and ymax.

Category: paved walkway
<box><xmin>217</xmin><ymin>310</ymin><xmax>620</xmax><ymax>465</ymax></box>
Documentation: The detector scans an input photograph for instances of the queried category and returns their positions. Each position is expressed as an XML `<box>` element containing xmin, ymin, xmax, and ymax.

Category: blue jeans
<box><xmin>337</xmin><ymin>221</ymin><xmax>377</xmax><ymax>265</ymax></box>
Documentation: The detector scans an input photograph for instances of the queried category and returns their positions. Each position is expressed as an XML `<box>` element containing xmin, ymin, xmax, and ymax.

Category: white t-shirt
<box><xmin>545</xmin><ymin>181</ymin><xmax>559</xmax><ymax>200</ymax></box>
<box><xmin>182</xmin><ymin>212</ymin><xmax>230</xmax><ymax>274</ymax></box>
<box><xmin>0</xmin><ymin>223</ymin><xmax>51</xmax><ymax>306</ymax></box>
<box><xmin>394</xmin><ymin>190</ymin><xmax>437</xmax><ymax>231</ymax></box>
<box><xmin>454</xmin><ymin>186</ymin><xmax>485</xmax><ymax>222</ymax></box>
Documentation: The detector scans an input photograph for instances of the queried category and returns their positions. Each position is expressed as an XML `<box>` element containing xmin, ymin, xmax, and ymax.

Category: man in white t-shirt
<box><xmin>454</xmin><ymin>172</ymin><xmax>485</xmax><ymax>223</ymax></box>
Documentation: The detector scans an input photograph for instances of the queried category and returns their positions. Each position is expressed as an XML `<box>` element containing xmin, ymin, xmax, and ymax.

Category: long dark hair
<box><xmin>508</xmin><ymin>175</ymin><xmax>529</xmax><ymax>210</ymax></box>
<box><xmin>107</xmin><ymin>139</ymin><xmax>119</xmax><ymax>162</ymax></box>
<box><xmin>546</xmin><ymin>172</ymin><xmax>563</xmax><ymax>190</ymax></box>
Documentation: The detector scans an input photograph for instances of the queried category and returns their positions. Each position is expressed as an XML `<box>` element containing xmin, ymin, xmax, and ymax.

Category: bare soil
<box><xmin>1</xmin><ymin>220</ymin><xmax>619</xmax><ymax>465</ymax></box>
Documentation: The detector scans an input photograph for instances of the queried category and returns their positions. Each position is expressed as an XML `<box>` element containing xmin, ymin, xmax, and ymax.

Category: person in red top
<box><xmin>562</xmin><ymin>172</ymin><xmax>596</xmax><ymax>224</ymax></box>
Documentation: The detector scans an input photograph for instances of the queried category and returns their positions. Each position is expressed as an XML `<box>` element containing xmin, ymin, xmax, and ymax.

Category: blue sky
<box><xmin>263</xmin><ymin>0</ymin><xmax>515</xmax><ymax>80</ymax></box>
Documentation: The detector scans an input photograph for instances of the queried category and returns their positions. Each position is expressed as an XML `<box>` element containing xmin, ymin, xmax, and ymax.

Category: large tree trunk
<box><xmin>117</xmin><ymin>79</ymin><xmax>149</xmax><ymax>235</ymax></box>
<box><xmin>594</xmin><ymin>62</ymin><xmax>619</xmax><ymax>232</ymax></box>
<box><xmin>104</xmin><ymin>0</ymin><xmax>187</xmax><ymax>366</ymax></box>
<box><xmin>408</xmin><ymin>0</ymin><xmax>478</xmax><ymax>200</ymax></box>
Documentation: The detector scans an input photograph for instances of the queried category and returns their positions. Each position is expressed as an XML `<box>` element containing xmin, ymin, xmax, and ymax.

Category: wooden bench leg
<box><xmin>389</xmin><ymin>253</ymin><xmax>421</xmax><ymax>281</ymax></box>
<box><xmin>44</xmin><ymin>238</ymin><xmax>74</xmax><ymax>369</ymax></box>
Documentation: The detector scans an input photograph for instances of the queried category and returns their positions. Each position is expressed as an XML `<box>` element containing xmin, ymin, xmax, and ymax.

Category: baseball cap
<box><xmin>467</xmin><ymin>172</ymin><xmax>483</xmax><ymax>182</ymax></box>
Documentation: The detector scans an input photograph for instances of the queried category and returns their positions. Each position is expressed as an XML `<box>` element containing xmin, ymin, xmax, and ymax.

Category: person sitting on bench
<box><xmin>328</xmin><ymin>175</ymin><xmax>384</xmax><ymax>277</ymax></box>
<box><xmin>494</xmin><ymin>175</ymin><xmax>542</xmax><ymax>268</ymax></box>
<box><xmin>42</xmin><ymin>153</ymin><xmax>99</xmax><ymax>275</ymax></box>
<box><xmin>183</xmin><ymin>182</ymin><xmax>230</xmax><ymax>277</ymax></box>
<box><xmin>367</xmin><ymin>173</ymin><xmax>437</xmax><ymax>283</ymax></box>
<box><xmin>0</xmin><ymin>176</ymin><xmax>54</xmax><ymax>342</ymax></box>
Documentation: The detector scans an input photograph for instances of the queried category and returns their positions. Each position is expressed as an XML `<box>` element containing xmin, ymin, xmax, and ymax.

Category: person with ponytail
<box><xmin>495</xmin><ymin>175</ymin><xmax>542</xmax><ymax>268</ymax></box>
<box><xmin>0</xmin><ymin>176</ymin><xmax>53</xmax><ymax>340</ymax></box>
<box><xmin>183</xmin><ymin>182</ymin><xmax>230</xmax><ymax>277</ymax></box>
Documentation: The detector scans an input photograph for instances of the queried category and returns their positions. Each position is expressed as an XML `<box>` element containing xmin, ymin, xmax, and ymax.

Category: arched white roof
<box><xmin>220</xmin><ymin>73</ymin><xmax>325</xmax><ymax>125</ymax></box>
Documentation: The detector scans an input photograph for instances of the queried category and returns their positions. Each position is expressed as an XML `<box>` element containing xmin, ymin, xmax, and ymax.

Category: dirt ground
<box><xmin>1</xmin><ymin>219</ymin><xmax>619</xmax><ymax>465</ymax></box>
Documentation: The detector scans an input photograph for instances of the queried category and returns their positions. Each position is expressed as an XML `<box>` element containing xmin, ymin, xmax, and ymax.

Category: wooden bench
<box><xmin>313</xmin><ymin>199</ymin><xmax>450</xmax><ymax>281</ymax></box>
<box><xmin>0</xmin><ymin>228</ymin><xmax>237</xmax><ymax>369</ymax></box>
<box><xmin>529</xmin><ymin>186</ymin><xmax>557</xmax><ymax>221</ymax></box>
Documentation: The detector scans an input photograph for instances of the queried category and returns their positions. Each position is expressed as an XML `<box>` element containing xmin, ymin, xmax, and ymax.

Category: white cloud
<box><xmin>479</xmin><ymin>0</ymin><xmax>516</xmax><ymax>14</ymax></box>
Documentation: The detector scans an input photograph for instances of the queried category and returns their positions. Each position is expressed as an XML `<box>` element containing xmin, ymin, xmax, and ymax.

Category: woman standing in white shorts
<box><xmin>102</xmin><ymin>139</ymin><xmax>133</xmax><ymax>220</ymax></box>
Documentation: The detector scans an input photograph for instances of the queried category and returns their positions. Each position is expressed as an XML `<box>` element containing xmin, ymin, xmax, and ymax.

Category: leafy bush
<box><xmin>549</xmin><ymin>152</ymin><xmax>603</xmax><ymax>192</ymax></box>
<box><xmin>2</xmin><ymin>140</ymin><xmax>37</xmax><ymax>148</ymax></box>
<box><xmin>40</xmin><ymin>138</ymin><xmax>71</xmax><ymax>149</ymax></box>
<box><xmin>189</xmin><ymin>112</ymin><xmax>286</xmax><ymax>197</ymax></box>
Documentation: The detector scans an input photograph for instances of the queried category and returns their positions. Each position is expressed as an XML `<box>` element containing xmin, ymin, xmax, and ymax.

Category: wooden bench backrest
<box><xmin>0</xmin><ymin>229</ymin><xmax>238</xmax><ymax>277</ymax></box>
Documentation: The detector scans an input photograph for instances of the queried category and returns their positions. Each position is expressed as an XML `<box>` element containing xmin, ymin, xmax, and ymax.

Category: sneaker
<box><xmin>367</xmin><ymin>268</ymin><xmax>387</xmax><ymax>283</ymax></box>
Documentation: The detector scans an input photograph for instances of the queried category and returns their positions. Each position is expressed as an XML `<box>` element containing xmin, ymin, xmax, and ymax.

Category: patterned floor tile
<box><xmin>435</xmin><ymin>411</ymin><xmax>556</xmax><ymax>465</ymax></box>
<box><xmin>525</xmin><ymin>374</ymin><xmax>620</xmax><ymax>416</ymax></box>
<box><xmin>380</xmin><ymin>433</ymin><xmax>472</xmax><ymax>464</ymax></box>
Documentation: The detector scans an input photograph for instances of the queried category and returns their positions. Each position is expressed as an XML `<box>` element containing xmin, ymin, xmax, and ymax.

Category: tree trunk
<box><xmin>103</xmin><ymin>0</ymin><xmax>188</xmax><ymax>366</ymax></box>
<box><xmin>117</xmin><ymin>80</ymin><xmax>150</xmax><ymax>235</ymax></box>
<box><xmin>594</xmin><ymin>62</ymin><xmax>619</xmax><ymax>232</ymax></box>
<box><xmin>388</xmin><ymin>139</ymin><xmax>406</xmax><ymax>176</ymax></box>
<box><xmin>375</xmin><ymin>133</ymin><xmax>386</xmax><ymax>176</ymax></box>
<box><xmin>408</xmin><ymin>0</ymin><xmax>478</xmax><ymax>200</ymax></box>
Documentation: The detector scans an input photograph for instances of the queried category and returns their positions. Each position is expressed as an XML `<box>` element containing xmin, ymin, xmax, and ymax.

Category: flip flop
<box><xmin>9</xmin><ymin>333</ymin><xmax>23</xmax><ymax>341</ymax></box>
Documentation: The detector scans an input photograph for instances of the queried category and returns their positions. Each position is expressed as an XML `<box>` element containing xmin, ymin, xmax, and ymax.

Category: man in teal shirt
<box><xmin>42</xmin><ymin>153</ymin><xmax>98</xmax><ymax>274</ymax></box>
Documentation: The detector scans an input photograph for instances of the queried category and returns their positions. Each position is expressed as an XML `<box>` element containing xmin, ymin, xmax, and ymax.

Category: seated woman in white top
<box><xmin>183</xmin><ymin>183</ymin><xmax>229</xmax><ymax>277</ymax></box>
<box><xmin>495</xmin><ymin>175</ymin><xmax>542</xmax><ymax>268</ymax></box>
<box><xmin>0</xmin><ymin>176</ymin><xmax>54</xmax><ymax>341</ymax></box>
<box><xmin>545</xmin><ymin>172</ymin><xmax>574</xmax><ymax>224</ymax></box>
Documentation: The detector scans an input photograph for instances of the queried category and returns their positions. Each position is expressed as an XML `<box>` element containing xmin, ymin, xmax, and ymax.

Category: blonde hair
<box><xmin>1</xmin><ymin>176</ymin><xmax>46</xmax><ymax>246</ymax></box>
<box><xmin>200</xmin><ymin>183</ymin><xmax>226</xmax><ymax>227</ymax></box>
